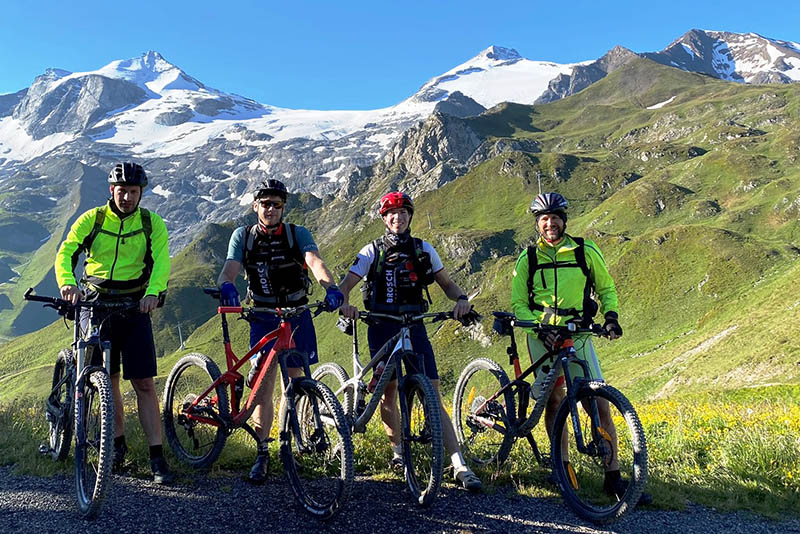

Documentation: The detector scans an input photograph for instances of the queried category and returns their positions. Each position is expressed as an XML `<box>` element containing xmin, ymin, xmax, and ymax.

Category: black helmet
<box><xmin>530</xmin><ymin>192</ymin><xmax>568</xmax><ymax>222</ymax></box>
<box><xmin>255</xmin><ymin>179</ymin><xmax>288</xmax><ymax>201</ymax></box>
<box><xmin>108</xmin><ymin>162</ymin><xmax>147</xmax><ymax>188</ymax></box>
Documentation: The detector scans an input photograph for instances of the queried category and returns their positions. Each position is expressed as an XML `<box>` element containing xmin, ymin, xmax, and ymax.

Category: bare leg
<box><xmin>379</xmin><ymin>380</ymin><xmax>401</xmax><ymax>447</ymax></box>
<box><xmin>130</xmin><ymin>377</ymin><xmax>162</xmax><ymax>446</ymax></box>
<box><xmin>111</xmin><ymin>373</ymin><xmax>125</xmax><ymax>438</ymax></box>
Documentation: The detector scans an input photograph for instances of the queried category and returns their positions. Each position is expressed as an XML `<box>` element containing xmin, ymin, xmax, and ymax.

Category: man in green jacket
<box><xmin>54</xmin><ymin>162</ymin><xmax>172</xmax><ymax>483</ymax></box>
<box><xmin>511</xmin><ymin>192</ymin><xmax>650</xmax><ymax>504</ymax></box>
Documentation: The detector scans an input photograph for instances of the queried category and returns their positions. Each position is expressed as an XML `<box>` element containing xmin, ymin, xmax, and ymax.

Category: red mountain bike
<box><xmin>162</xmin><ymin>288</ymin><xmax>353</xmax><ymax>519</ymax></box>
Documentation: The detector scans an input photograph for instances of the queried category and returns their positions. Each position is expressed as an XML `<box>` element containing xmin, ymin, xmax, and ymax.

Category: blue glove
<box><xmin>324</xmin><ymin>285</ymin><xmax>344</xmax><ymax>311</ymax></box>
<box><xmin>220</xmin><ymin>282</ymin><xmax>240</xmax><ymax>306</ymax></box>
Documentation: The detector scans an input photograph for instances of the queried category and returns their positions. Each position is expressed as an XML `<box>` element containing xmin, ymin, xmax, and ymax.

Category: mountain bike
<box><xmin>162</xmin><ymin>288</ymin><xmax>353</xmax><ymax>519</ymax></box>
<box><xmin>314</xmin><ymin>310</ymin><xmax>462</xmax><ymax>507</ymax></box>
<box><xmin>452</xmin><ymin>312</ymin><xmax>648</xmax><ymax>524</ymax></box>
<box><xmin>24</xmin><ymin>288</ymin><xmax>139</xmax><ymax>519</ymax></box>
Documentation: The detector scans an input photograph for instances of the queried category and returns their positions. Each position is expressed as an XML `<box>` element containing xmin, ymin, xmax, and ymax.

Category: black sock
<box><xmin>149</xmin><ymin>444</ymin><xmax>163</xmax><ymax>460</ymax></box>
<box><xmin>114</xmin><ymin>435</ymin><xmax>127</xmax><ymax>449</ymax></box>
<box><xmin>604</xmin><ymin>469</ymin><xmax>621</xmax><ymax>483</ymax></box>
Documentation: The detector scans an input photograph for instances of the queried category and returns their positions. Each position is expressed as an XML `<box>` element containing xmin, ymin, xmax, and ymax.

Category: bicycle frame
<box><xmin>182</xmin><ymin>303</ymin><xmax>317</xmax><ymax>439</ymax></box>
<box><xmin>469</xmin><ymin>317</ymin><xmax>608</xmax><ymax>462</ymax></box>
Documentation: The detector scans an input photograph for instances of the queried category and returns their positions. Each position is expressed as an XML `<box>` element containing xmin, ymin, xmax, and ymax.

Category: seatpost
<box><xmin>508</xmin><ymin>332</ymin><xmax>523</xmax><ymax>378</ymax></box>
<box><xmin>220</xmin><ymin>311</ymin><xmax>231</xmax><ymax>344</ymax></box>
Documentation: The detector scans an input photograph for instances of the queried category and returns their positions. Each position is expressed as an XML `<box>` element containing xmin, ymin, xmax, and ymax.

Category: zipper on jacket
<box><xmin>108</xmin><ymin>217</ymin><xmax>124</xmax><ymax>281</ymax></box>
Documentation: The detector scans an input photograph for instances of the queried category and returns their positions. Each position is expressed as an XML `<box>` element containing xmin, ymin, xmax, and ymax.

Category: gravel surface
<box><xmin>1</xmin><ymin>466</ymin><xmax>799</xmax><ymax>534</ymax></box>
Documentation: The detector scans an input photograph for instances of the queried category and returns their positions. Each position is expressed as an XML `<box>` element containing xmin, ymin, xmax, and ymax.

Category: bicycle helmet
<box><xmin>254</xmin><ymin>179</ymin><xmax>288</xmax><ymax>201</ymax></box>
<box><xmin>108</xmin><ymin>162</ymin><xmax>148</xmax><ymax>188</ymax></box>
<box><xmin>379</xmin><ymin>191</ymin><xmax>414</xmax><ymax>216</ymax></box>
<box><xmin>530</xmin><ymin>192</ymin><xmax>568</xmax><ymax>222</ymax></box>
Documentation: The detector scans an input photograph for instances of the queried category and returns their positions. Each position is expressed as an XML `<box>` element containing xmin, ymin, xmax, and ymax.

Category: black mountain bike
<box><xmin>25</xmin><ymin>288</ymin><xmax>138</xmax><ymax>519</ymax></box>
<box><xmin>313</xmin><ymin>311</ymin><xmax>456</xmax><ymax>507</ymax></box>
<box><xmin>452</xmin><ymin>312</ymin><xmax>648</xmax><ymax>524</ymax></box>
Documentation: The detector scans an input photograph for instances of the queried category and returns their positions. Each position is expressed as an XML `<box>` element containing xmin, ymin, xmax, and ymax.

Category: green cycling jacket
<box><xmin>511</xmin><ymin>234</ymin><xmax>619</xmax><ymax>327</ymax></box>
<box><xmin>55</xmin><ymin>201</ymin><xmax>170</xmax><ymax>297</ymax></box>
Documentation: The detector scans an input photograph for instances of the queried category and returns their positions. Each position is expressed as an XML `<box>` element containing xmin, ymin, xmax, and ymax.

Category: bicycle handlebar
<box><xmin>218</xmin><ymin>301</ymin><xmax>330</xmax><ymax>320</ymax></box>
<box><xmin>491</xmin><ymin>311</ymin><xmax>606</xmax><ymax>336</ymax></box>
<box><xmin>23</xmin><ymin>288</ymin><xmax>139</xmax><ymax>315</ymax></box>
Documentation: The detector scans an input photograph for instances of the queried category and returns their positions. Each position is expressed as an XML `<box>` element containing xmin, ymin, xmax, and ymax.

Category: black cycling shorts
<box><xmin>80</xmin><ymin>306</ymin><xmax>157</xmax><ymax>380</ymax></box>
<box><xmin>367</xmin><ymin>322</ymin><xmax>438</xmax><ymax>380</ymax></box>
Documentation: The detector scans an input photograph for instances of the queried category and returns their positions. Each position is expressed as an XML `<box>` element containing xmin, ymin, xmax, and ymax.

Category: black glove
<box><xmin>538</xmin><ymin>329</ymin><xmax>564</xmax><ymax>352</ymax></box>
<box><xmin>336</xmin><ymin>315</ymin><xmax>354</xmax><ymax>335</ymax></box>
<box><xmin>458</xmin><ymin>308</ymin><xmax>482</xmax><ymax>327</ymax></box>
<box><xmin>603</xmin><ymin>311</ymin><xmax>623</xmax><ymax>337</ymax></box>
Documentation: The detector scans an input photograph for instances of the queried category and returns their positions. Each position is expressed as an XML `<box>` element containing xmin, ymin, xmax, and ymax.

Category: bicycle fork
<box><xmin>562</xmin><ymin>356</ymin><xmax>610</xmax><ymax>459</ymax></box>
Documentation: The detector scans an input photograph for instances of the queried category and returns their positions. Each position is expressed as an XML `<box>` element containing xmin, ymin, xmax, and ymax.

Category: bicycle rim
<box><xmin>49</xmin><ymin>350</ymin><xmax>74</xmax><ymax>461</ymax></box>
<box><xmin>281</xmin><ymin>378</ymin><xmax>354</xmax><ymax>520</ymax></box>
<box><xmin>453</xmin><ymin>358</ymin><xmax>515</xmax><ymax>465</ymax></box>
<box><xmin>401</xmin><ymin>374</ymin><xmax>443</xmax><ymax>507</ymax></box>
<box><xmin>163</xmin><ymin>353</ymin><xmax>228</xmax><ymax>468</ymax></box>
<box><xmin>312</xmin><ymin>363</ymin><xmax>353</xmax><ymax>419</ymax></box>
<box><xmin>74</xmin><ymin>369</ymin><xmax>113</xmax><ymax>519</ymax></box>
<box><xmin>551</xmin><ymin>382</ymin><xmax>648</xmax><ymax>524</ymax></box>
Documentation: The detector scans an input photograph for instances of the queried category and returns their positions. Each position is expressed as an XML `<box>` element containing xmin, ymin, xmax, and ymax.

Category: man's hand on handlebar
<box><xmin>60</xmin><ymin>284</ymin><xmax>81</xmax><ymax>305</ymax></box>
<box><xmin>339</xmin><ymin>304</ymin><xmax>359</xmax><ymax>320</ymax></box>
<box><xmin>140</xmin><ymin>295</ymin><xmax>160</xmax><ymax>314</ymax></box>
<box><xmin>452</xmin><ymin>298</ymin><xmax>471</xmax><ymax>320</ymax></box>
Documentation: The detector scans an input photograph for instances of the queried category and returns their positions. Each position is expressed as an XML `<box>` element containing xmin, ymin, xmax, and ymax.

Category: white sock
<box><xmin>391</xmin><ymin>444</ymin><xmax>403</xmax><ymax>458</ymax></box>
<box><xmin>451</xmin><ymin>452</ymin><xmax>467</xmax><ymax>471</ymax></box>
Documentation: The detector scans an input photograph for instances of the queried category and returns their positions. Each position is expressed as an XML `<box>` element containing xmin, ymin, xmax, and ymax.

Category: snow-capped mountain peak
<box><xmin>647</xmin><ymin>29</ymin><xmax>800</xmax><ymax>83</ymax></box>
<box><xmin>404</xmin><ymin>45</ymin><xmax>576</xmax><ymax>108</ymax></box>
<box><xmin>480</xmin><ymin>45</ymin><xmax>523</xmax><ymax>62</ymax></box>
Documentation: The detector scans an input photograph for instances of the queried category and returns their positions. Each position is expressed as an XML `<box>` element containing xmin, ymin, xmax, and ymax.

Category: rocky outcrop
<box><xmin>13</xmin><ymin>74</ymin><xmax>147</xmax><ymax>139</ymax></box>
<box><xmin>537</xmin><ymin>46</ymin><xmax>639</xmax><ymax>103</ymax></box>
<box><xmin>433</xmin><ymin>91</ymin><xmax>486</xmax><ymax>118</ymax></box>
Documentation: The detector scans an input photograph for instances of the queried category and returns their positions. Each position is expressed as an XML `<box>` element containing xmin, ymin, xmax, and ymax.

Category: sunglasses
<box><xmin>258</xmin><ymin>200</ymin><xmax>285</xmax><ymax>209</ymax></box>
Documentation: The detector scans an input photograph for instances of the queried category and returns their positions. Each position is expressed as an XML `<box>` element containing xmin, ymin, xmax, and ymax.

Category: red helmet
<box><xmin>379</xmin><ymin>191</ymin><xmax>414</xmax><ymax>216</ymax></box>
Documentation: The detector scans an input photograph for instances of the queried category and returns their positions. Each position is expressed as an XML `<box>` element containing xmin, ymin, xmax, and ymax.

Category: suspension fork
<box><xmin>563</xmin><ymin>354</ymin><xmax>603</xmax><ymax>455</ymax></box>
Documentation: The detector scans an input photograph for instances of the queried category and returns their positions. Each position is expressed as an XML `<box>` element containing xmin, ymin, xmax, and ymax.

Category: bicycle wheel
<box><xmin>74</xmin><ymin>368</ymin><xmax>113</xmax><ymax>519</ymax></box>
<box><xmin>400</xmin><ymin>372</ymin><xmax>443</xmax><ymax>507</ymax></box>
<box><xmin>163</xmin><ymin>353</ymin><xmax>229</xmax><ymax>468</ymax></box>
<box><xmin>46</xmin><ymin>349</ymin><xmax>75</xmax><ymax>461</ymax></box>
<box><xmin>452</xmin><ymin>358</ymin><xmax>516</xmax><ymax>466</ymax></box>
<box><xmin>551</xmin><ymin>381</ymin><xmax>648</xmax><ymax>524</ymax></box>
<box><xmin>280</xmin><ymin>377</ymin><xmax>354</xmax><ymax>520</ymax></box>
<box><xmin>312</xmin><ymin>363</ymin><xmax>353</xmax><ymax>419</ymax></box>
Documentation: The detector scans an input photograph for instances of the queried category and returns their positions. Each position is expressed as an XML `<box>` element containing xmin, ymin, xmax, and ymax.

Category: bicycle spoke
<box><xmin>551</xmin><ymin>383</ymin><xmax>647</xmax><ymax>524</ymax></box>
<box><xmin>453</xmin><ymin>358</ymin><xmax>515</xmax><ymax>466</ymax></box>
<box><xmin>282</xmin><ymin>378</ymin><xmax>353</xmax><ymax>519</ymax></box>
<box><xmin>163</xmin><ymin>353</ymin><xmax>228</xmax><ymax>468</ymax></box>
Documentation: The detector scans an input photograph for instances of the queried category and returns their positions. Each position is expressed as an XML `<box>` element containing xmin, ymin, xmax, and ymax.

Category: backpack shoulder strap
<box><xmin>570</xmin><ymin>236</ymin><xmax>592</xmax><ymax>280</ymax></box>
<box><xmin>243</xmin><ymin>225</ymin><xmax>258</xmax><ymax>266</ymax></box>
<box><xmin>140</xmin><ymin>208</ymin><xmax>154</xmax><ymax>275</ymax></box>
<box><xmin>366</xmin><ymin>238</ymin><xmax>384</xmax><ymax>281</ymax></box>
<box><xmin>526</xmin><ymin>244</ymin><xmax>538</xmax><ymax>308</ymax></box>
<box><xmin>285</xmin><ymin>222</ymin><xmax>304</xmax><ymax>263</ymax></box>
<box><xmin>80</xmin><ymin>207</ymin><xmax>106</xmax><ymax>256</ymax></box>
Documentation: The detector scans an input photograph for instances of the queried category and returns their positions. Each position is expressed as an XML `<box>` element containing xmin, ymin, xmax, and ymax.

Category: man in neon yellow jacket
<box><xmin>511</xmin><ymin>192</ymin><xmax>650</xmax><ymax>505</ymax></box>
<box><xmin>54</xmin><ymin>162</ymin><xmax>172</xmax><ymax>484</ymax></box>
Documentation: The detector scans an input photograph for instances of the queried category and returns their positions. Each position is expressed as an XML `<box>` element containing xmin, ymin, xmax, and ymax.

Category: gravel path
<box><xmin>1</xmin><ymin>466</ymin><xmax>798</xmax><ymax>534</ymax></box>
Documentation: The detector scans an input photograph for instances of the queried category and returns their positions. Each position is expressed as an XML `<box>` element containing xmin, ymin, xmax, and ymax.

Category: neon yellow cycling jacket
<box><xmin>55</xmin><ymin>202</ymin><xmax>170</xmax><ymax>297</ymax></box>
<box><xmin>511</xmin><ymin>235</ymin><xmax>618</xmax><ymax>327</ymax></box>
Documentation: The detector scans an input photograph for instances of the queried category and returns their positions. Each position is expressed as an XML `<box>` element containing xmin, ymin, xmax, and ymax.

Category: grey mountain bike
<box><xmin>452</xmin><ymin>312</ymin><xmax>648</xmax><ymax>524</ymax></box>
<box><xmin>25</xmin><ymin>288</ymin><xmax>138</xmax><ymax>519</ymax></box>
<box><xmin>314</xmin><ymin>311</ymin><xmax>458</xmax><ymax>507</ymax></box>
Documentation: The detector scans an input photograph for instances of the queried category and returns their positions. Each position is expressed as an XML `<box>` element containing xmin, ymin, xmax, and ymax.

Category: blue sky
<box><xmin>1</xmin><ymin>0</ymin><xmax>798</xmax><ymax>109</ymax></box>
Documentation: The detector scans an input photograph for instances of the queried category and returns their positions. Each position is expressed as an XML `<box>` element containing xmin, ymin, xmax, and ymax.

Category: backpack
<box><xmin>526</xmin><ymin>236</ymin><xmax>598</xmax><ymax>324</ymax></box>
<box><xmin>363</xmin><ymin>237</ymin><xmax>435</xmax><ymax>311</ymax></box>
